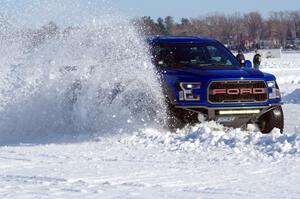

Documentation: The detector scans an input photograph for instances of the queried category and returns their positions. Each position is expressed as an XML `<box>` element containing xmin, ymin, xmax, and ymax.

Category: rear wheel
<box><xmin>257</xmin><ymin>106</ymin><xmax>284</xmax><ymax>134</ymax></box>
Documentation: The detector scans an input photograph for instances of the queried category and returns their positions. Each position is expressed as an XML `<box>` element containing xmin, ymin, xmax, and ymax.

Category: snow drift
<box><xmin>283</xmin><ymin>89</ymin><xmax>300</xmax><ymax>103</ymax></box>
<box><xmin>121</xmin><ymin>123</ymin><xmax>300</xmax><ymax>159</ymax></box>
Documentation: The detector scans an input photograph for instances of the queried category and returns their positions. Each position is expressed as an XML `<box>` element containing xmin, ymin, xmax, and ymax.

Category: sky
<box><xmin>0</xmin><ymin>0</ymin><xmax>299</xmax><ymax>27</ymax></box>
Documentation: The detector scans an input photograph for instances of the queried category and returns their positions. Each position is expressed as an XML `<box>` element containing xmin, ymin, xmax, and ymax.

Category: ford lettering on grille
<box><xmin>208</xmin><ymin>81</ymin><xmax>268</xmax><ymax>104</ymax></box>
<box><xmin>212</xmin><ymin>88</ymin><xmax>266</xmax><ymax>95</ymax></box>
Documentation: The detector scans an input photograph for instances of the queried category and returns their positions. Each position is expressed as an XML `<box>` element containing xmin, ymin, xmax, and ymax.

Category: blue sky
<box><xmin>0</xmin><ymin>0</ymin><xmax>299</xmax><ymax>26</ymax></box>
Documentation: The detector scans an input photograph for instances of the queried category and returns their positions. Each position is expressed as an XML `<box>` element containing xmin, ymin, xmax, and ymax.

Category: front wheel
<box><xmin>257</xmin><ymin>106</ymin><xmax>284</xmax><ymax>134</ymax></box>
<box><xmin>166</xmin><ymin>103</ymin><xmax>198</xmax><ymax>131</ymax></box>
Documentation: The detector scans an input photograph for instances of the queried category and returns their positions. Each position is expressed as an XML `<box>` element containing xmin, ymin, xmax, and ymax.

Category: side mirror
<box><xmin>244</xmin><ymin>60</ymin><xmax>252</xmax><ymax>68</ymax></box>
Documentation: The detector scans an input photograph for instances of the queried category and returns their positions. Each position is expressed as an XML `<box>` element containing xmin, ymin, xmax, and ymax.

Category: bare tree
<box><xmin>164</xmin><ymin>16</ymin><xmax>174</xmax><ymax>35</ymax></box>
<box><xmin>289</xmin><ymin>11</ymin><xmax>300</xmax><ymax>38</ymax></box>
<box><xmin>244</xmin><ymin>12</ymin><xmax>263</xmax><ymax>47</ymax></box>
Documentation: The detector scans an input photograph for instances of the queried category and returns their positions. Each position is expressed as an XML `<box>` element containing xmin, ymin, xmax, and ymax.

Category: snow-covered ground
<box><xmin>1</xmin><ymin>52</ymin><xmax>300</xmax><ymax>198</ymax></box>
<box><xmin>2</xmin><ymin>130</ymin><xmax>300</xmax><ymax>199</ymax></box>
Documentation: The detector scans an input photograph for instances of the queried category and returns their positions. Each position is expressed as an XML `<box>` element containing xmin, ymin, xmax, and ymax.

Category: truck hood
<box><xmin>160</xmin><ymin>66</ymin><xmax>266</xmax><ymax>79</ymax></box>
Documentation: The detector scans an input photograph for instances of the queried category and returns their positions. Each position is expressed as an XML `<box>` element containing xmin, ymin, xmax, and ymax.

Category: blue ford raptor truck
<box><xmin>146</xmin><ymin>36</ymin><xmax>283</xmax><ymax>133</ymax></box>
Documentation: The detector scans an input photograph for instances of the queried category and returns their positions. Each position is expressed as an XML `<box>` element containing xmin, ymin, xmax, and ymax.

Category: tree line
<box><xmin>1</xmin><ymin>11</ymin><xmax>300</xmax><ymax>51</ymax></box>
<box><xmin>132</xmin><ymin>11</ymin><xmax>300</xmax><ymax>50</ymax></box>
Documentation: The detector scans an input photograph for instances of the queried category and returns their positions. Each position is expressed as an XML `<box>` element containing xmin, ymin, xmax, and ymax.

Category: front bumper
<box><xmin>175</xmin><ymin>103</ymin><xmax>283</xmax><ymax>128</ymax></box>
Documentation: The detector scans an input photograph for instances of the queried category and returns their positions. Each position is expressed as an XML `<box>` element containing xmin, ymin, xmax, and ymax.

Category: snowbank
<box><xmin>121</xmin><ymin>122</ymin><xmax>300</xmax><ymax>159</ymax></box>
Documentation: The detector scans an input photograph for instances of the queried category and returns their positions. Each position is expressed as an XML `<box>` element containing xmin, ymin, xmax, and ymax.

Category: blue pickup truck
<box><xmin>147</xmin><ymin>36</ymin><xmax>283</xmax><ymax>133</ymax></box>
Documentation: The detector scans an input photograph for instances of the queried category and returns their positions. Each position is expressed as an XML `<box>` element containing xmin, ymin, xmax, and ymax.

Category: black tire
<box><xmin>166</xmin><ymin>103</ymin><xmax>198</xmax><ymax>131</ymax></box>
<box><xmin>257</xmin><ymin>106</ymin><xmax>284</xmax><ymax>134</ymax></box>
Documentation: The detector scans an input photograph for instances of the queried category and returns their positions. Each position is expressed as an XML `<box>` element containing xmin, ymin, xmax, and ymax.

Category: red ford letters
<box><xmin>212</xmin><ymin>88</ymin><xmax>265</xmax><ymax>95</ymax></box>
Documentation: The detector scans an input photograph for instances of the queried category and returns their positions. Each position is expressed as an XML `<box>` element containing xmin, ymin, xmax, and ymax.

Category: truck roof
<box><xmin>146</xmin><ymin>36</ymin><xmax>217</xmax><ymax>43</ymax></box>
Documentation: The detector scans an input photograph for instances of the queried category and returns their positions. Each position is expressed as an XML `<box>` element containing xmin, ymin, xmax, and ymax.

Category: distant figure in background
<box><xmin>253</xmin><ymin>49</ymin><xmax>262</xmax><ymax>69</ymax></box>
<box><xmin>236</xmin><ymin>50</ymin><xmax>245</xmax><ymax>67</ymax></box>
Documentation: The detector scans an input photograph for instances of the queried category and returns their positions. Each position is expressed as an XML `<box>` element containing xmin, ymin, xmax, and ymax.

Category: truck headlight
<box><xmin>267</xmin><ymin>80</ymin><xmax>281</xmax><ymax>99</ymax></box>
<box><xmin>267</xmin><ymin>81</ymin><xmax>275</xmax><ymax>88</ymax></box>
<box><xmin>179</xmin><ymin>82</ymin><xmax>201</xmax><ymax>101</ymax></box>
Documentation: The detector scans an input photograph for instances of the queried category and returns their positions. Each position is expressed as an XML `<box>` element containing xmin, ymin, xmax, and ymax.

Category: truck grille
<box><xmin>208</xmin><ymin>80</ymin><xmax>268</xmax><ymax>104</ymax></box>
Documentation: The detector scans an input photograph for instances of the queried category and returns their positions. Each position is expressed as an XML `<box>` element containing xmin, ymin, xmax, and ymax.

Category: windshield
<box><xmin>150</xmin><ymin>42</ymin><xmax>239</xmax><ymax>68</ymax></box>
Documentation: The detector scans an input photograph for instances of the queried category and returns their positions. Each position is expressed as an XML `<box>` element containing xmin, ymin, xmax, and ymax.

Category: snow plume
<box><xmin>0</xmin><ymin>8</ymin><xmax>166</xmax><ymax>144</ymax></box>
